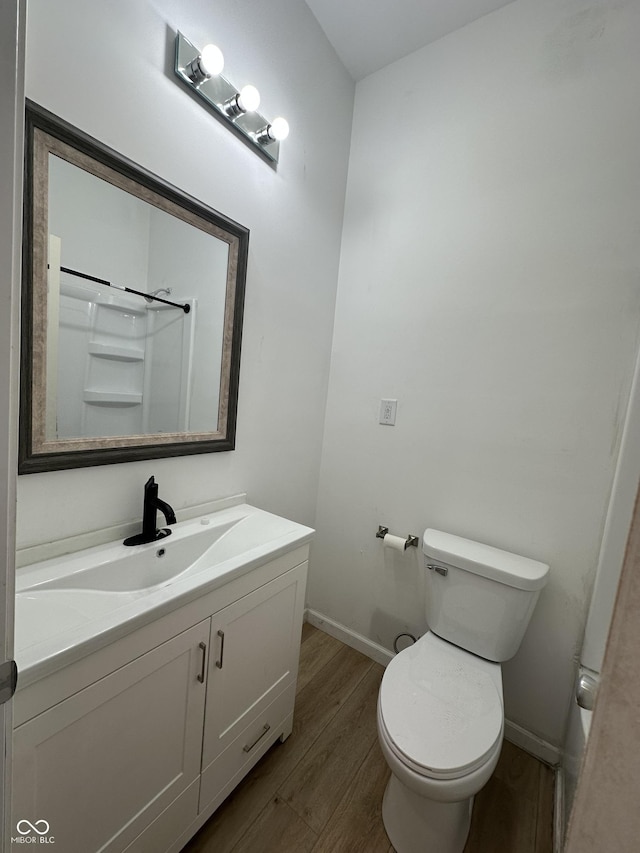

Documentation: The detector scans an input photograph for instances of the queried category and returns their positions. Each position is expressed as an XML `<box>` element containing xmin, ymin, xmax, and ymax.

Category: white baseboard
<box><xmin>305</xmin><ymin>609</ymin><xmax>393</xmax><ymax>666</ymax></box>
<box><xmin>305</xmin><ymin>608</ymin><xmax>562</xmax><ymax>768</ymax></box>
<box><xmin>503</xmin><ymin>719</ymin><xmax>561</xmax><ymax>766</ymax></box>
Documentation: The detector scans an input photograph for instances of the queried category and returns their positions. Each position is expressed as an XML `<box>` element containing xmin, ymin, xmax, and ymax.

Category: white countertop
<box><xmin>15</xmin><ymin>503</ymin><xmax>314</xmax><ymax>688</ymax></box>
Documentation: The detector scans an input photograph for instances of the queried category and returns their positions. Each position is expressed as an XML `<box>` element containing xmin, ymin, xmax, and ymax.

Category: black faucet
<box><xmin>123</xmin><ymin>476</ymin><xmax>177</xmax><ymax>546</ymax></box>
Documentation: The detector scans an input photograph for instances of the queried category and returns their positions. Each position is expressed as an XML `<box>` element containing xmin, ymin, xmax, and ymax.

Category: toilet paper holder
<box><xmin>376</xmin><ymin>526</ymin><xmax>419</xmax><ymax>550</ymax></box>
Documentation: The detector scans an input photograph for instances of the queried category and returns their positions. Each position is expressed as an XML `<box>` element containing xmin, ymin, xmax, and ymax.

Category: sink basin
<box><xmin>20</xmin><ymin>517</ymin><xmax>243</xmax><ymax>593</ymax></box>
<box><xmin>16</xmin><ymin>504</ymin><xmax>309</xmax><ymax>596</ymax></box>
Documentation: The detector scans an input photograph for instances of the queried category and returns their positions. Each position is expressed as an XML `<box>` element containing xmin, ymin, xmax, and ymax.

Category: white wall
<box><xmin>311</xmin><ymin>0</ymin><xmax>640</xmax><ymax>747</ymax></box>
<box><xmin>19</xmin><ymin>0</ymin><xmax>353</xmax><ymax>547</ymax></box>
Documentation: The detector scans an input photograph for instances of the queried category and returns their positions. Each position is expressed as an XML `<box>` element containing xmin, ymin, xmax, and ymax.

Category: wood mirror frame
<box><xmin>20</xmin><ymin>101</ymin><xmax>249</xmax><ymax>473</ymax></box>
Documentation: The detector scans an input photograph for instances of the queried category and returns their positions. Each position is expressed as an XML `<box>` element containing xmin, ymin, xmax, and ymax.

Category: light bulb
<box><xmin>185</xmin><ymin>43</ymin><xmax>224</xmax><ymax>85</ymax></box>
<box><xmin>237</xmin><ymin>85</ymin><xmax>261</xmax><ymax>113</ymax></box>
<box><xmin>255</xmin><ymin>117</ymin><xmax>290</xmax><ymax>146</ymax></box>
<box><xmin>199</xmin><ymin>43</ymin><xmax>224</xmax><ymax>77</ymax></box>
<box><xmin>269</xmin><ymin>117</ymin><xmax>289</xmax><ymax>141</ymax></box>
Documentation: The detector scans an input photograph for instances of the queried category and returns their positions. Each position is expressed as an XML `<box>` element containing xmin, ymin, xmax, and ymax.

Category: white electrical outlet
<box><xmin>379</xmin><ymin>399</ymin><xmax>397</xmax><ymax>426</ymax></box>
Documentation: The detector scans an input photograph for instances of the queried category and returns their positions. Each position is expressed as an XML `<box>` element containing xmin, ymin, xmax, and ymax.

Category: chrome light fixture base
<box><xmin>174</xmin><ymin>31</ymin><xmax>283</xmax><ymax>164</ymax></box>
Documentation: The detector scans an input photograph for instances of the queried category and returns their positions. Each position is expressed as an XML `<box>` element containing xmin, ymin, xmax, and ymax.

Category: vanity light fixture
<box><xmin>174</xmin><ymin>31</ymin><xmax>289</xmax><ymax>164</ymax></box>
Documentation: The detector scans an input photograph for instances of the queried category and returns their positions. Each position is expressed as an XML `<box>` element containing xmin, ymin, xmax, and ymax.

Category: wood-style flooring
<box><xmin>181</xmin><ymin>623</ymin><xmax>554</xmax><ymax>853</ymax></box>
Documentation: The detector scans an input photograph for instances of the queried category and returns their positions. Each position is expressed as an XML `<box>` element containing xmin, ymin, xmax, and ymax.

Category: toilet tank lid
<box><xmin>423</xmin><ymin>529</ymin><xmax>549</xmax><ymax>591</ymax></box>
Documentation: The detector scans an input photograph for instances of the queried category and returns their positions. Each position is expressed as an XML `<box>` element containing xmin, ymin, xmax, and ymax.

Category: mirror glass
<box><xmin>20</xmin><ymin>102</ymin><xmax>249</xmax><ymax>473</ymax></box>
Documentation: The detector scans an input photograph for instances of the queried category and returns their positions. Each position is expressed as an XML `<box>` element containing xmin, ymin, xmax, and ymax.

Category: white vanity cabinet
<box><xmin>13</xmin><ymin>620</ymin><xmax>210</xmax><ymax>853</ymax></box>
<box><xmin>12</xmin><ymin>549</ymin><xmax>308</xmax><ymax>853</ymax></box>
<box><xmin>199</xmin><ymin>562</ymin><xmax>306</xmax><ymax>812</ymax></box>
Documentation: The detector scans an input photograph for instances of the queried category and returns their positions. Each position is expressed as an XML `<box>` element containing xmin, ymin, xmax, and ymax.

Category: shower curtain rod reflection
<box><xmin>55</xmin><ymin>265</ymin><xmax>191</xmax><ymax>313</ymax></box>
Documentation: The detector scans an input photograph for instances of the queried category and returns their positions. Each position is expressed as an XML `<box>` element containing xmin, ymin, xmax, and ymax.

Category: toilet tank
<box><xmin>423</xmin><ymin>529</ymin><xmax>549</xmax><ymax>662</ymax></box>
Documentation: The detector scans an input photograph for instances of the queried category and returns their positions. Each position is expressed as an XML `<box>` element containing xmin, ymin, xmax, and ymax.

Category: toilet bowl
<box><xmin>377</xmin><ymin>631</ymin><xmax>504</xmax><ymax>853</ymax></box>
<box><xmin>376</xmin><ymin>528</ymin><xmax>549</xmax><ymax>853</ymax></box>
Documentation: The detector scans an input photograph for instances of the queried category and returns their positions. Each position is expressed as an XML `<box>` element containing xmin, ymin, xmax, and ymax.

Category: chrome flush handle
<box><xmin>426</xmin><ymin>563</ymin><xmax>448</xmax><ymax>577</ymax></box>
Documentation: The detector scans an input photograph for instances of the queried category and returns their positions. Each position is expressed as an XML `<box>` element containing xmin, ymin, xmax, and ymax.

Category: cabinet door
<box><xmin>12</xmin><ymin>620</ymin><xmax>209</xmax><ymax>853</ymax></box>
<box><xmin>202</xmin><ymin>563</ymin><xmax>306</xmax><ymax>770</ymax></box>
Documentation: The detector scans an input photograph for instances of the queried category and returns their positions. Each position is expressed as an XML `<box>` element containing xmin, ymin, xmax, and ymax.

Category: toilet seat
<box><xmin>379</xmin><ymin>632</ymin><xmax>503</xmax><ymax>781</ymax></box>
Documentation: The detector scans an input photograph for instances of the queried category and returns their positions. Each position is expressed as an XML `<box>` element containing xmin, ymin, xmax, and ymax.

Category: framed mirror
<box><xmin>20</xmin><ymin>101</ymin><xmax>249</xmax><ymax>473</ymax></box>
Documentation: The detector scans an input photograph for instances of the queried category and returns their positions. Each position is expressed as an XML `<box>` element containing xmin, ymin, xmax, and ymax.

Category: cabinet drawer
<box><xmin>199</xmin><ymin>682</ymin><xmax>295</xmax><ymax>814</ymax></box>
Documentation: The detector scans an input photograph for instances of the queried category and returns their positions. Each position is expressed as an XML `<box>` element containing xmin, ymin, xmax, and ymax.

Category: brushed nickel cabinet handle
<box><xmin>243</xmin><ymin>723</ymin><xmax>271</xmax><ymax>753</ymax></box>
<box><xmin>216</xmin><ymin>629</ymin><xmax>225</xmax><ymax>669</ymax></box>
<box><xmin>197</xmin><ymin>642</ymin><xmax>207</xmax><ymax>683</ymax></box>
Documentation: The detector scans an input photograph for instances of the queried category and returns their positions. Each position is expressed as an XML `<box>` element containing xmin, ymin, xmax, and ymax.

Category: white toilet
<box><xmin>377</xmin><ymin>528</ymin><xmax>549</xmax><ymax>853</ymax></box>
